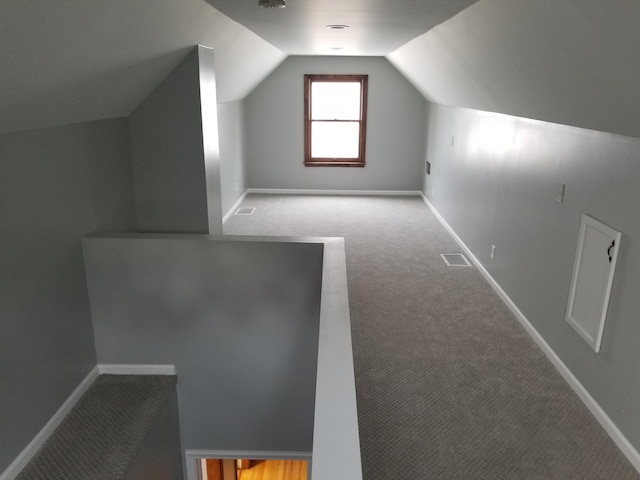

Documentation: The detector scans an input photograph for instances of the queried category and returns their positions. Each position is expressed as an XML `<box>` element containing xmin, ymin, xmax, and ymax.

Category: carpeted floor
<box><xmin>224</xmin><ymin>194</ymin><xmax>640</xmax><ymax>480</ymax></box>
<box><xmin>16</xmin><ymin>375</ymin><xmax>177</xmax><ymax>480</ymax></box>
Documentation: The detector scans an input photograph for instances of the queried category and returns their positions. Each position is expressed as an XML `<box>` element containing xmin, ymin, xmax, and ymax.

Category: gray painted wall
<box><xmin>129</xmin><ymin>47</ymin><xmax>212</xmax><ymax>234</ymax></box>
<box><xmin>424</xmin><ymin>102</ymin><xmax>640</xmax><ymax>450</ymax></box>
<box><xmin>245</xmin><ymin>56</ymin><xmax>426</xmax><ymax>191</ymax></box>
<box><xmin>82</xmin><ymin>235</ymin><xmax>322</xmax><ymax>454</ymax></box>
<box><xmin>218</xmin><ymin>101</ymin><xmax>247</xmax><ymax>217</ymax></box>
<box><xmin>0</xmin><ymin>119</ymin><xmax>137</xmax><ymax>472</ymax></box>
<box><xmin>125</xmin><ymin>389</ymin><xmax>183</xmax><ymax>480</ymax></box>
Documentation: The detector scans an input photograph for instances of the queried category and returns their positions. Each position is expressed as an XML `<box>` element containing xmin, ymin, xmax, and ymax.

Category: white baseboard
<box><xmin>98</xmin><ymin>364</ymin><xmax>176</xmax><ymax>375</ymax></box>
<box><xmin>222</xmin><ymin>191</ymin><xmax>250</xmax><ymax>224</ymax></box>
<box><xmin>0</xmin><ymin>366</ymin><xmax>100</xmax><ymax>480</ymax></box>
<box><xmin>421</xmin><ymin>194</ymin><xmax>640</xmax><ymax>473</ymax></box>
<box><xmin>246</xmin><ymin>188</ymin><xmax>422</xmax><ymax>197</ymax></box>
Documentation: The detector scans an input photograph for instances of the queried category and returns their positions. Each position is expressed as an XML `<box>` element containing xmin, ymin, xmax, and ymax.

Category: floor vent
<box><xmin>235</xmin><ymin>207</ymin><xmax>255</xmax><ymax>216</ymax></box>
<box><xmin>441</xmin><ymin>253</ymin><xmax>471</xmax><ymax>267</ymax></box>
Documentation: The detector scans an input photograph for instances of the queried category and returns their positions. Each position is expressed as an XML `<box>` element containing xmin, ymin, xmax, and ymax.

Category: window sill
<box><xmin>304</xmin><ymin>161</ymin><xmax>365</xmax><ymax>168</ymax></box>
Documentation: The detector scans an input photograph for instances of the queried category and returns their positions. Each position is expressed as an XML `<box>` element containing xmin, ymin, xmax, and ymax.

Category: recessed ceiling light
<box><xmin>326</xmin><ymin>24</ymin><xmax>350</xmax><ymax>30</ymax></box>
<box><xmin>259</xmin><ymin>0</ymin><xmax>285</xmax><ymax>8</ymax></box>
<box><xmin>329</xmin><ymin>47</ymin><xmax>344</xmax><ymax>51</ymax></box>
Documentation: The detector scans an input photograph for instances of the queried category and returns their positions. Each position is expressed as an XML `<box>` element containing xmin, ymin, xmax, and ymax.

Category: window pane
<box><xmin>311</xmin><ymin>82</ymin><xmax>361</xmax><ymax>120</ymax></box>
<box><xmin>311</xmin><ymin>121</ymin><xmax>360</xmax><ymax>158</ymax></box>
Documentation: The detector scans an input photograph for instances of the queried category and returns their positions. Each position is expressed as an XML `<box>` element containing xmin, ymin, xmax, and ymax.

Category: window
<box><xmin>304</xmin><ymin>74</ymin><xmax>368</xmax><ymax>167</ymax></box>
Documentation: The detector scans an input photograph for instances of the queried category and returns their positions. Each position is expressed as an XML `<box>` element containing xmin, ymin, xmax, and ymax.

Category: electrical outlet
<box><xmin>490</xmin><ymin>244</ymin><xmax>496</xmax><ymax>260</ymax></box>
<box><xmin>556</xmin><ymin>183</ymin><xmax>565</xmax><ymax>203</ymax></box>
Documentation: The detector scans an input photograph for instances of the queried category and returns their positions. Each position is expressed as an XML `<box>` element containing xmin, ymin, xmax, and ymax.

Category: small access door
<box><xmin>566</xmin><ymin>214</ymin><xmax>621</xmax><ymax>352</ymax></box>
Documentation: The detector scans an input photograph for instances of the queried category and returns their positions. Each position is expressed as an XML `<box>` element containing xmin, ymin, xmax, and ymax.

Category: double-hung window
<box><xmin>304</xmin><ymin>74</ymin><xmax>368</xmax><ymax>167</ymax></box>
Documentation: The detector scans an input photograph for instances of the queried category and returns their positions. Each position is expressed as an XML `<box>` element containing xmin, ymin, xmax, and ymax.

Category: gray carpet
<box><xmin>17</xmin><ymin>375</ymin><xmax>177</xmax><ymax>480</ymax></box>
<box><xmin>225</xmin><ymin>194</ymin><xmax>640</xmax><ymax>480</ymax></box>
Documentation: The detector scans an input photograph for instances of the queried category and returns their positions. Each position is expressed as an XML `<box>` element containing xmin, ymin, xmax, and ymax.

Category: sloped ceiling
<box><xmin>1</xmin><ymin>0</ymin><xmax>483</xmax><ymax>136</ymax></box>
<box><xmin>388</xmin><ymin>0</ymin><xmax>640</xmax><ymax>138</ymax></box>
<box><xmin>0</xmin><ymin>0</ymin><xmax>285</xmax><ymax>135</ymax></box>
<box><xmin>4</xmin><ymin>0</ymin><xmax>639</xmax><ymax>139</ymax></box>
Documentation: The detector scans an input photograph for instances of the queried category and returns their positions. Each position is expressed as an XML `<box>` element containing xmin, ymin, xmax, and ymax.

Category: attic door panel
<box><xmin>566</xmin><ymin>214</ymin><xmax>621</xmax><ymax>352</ymax></box>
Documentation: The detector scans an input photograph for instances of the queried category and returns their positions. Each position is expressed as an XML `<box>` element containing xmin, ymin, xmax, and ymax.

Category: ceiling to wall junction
<box><xmin>0</xmin><ymin>0</ymin><xmax>480</xmax><ymax>135</ymax></box>
<box><xmin>0</xmin><ymin>0</ymin><xmax>285</xmax><ymax>135</ymax></box>
<box><xmin>388</xmin><ymin>0</ymin><xmax>640</xmax><ymax>138</ymax></box>
<box><xmin>3</xmin><ymin>0</ymin><xmax>639</xmax><ymax>139</ymax></box>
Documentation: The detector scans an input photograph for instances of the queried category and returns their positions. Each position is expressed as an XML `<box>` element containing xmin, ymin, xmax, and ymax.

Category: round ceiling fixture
<box><xmin>326</xmin><ymin>24</ymin><xmax>350</xmax><ymax>30</ymax></box>
<box><xmin>259</xmin><ymin>0</ymin><xmax>285</xmax><ymax>8</ymax></box>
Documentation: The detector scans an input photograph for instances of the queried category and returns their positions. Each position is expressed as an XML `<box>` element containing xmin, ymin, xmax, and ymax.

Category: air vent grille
<box><xmin>440</xmin><ymin>253</ymin><xmax>471</xmax><ymax>267</ymax></box>
<box><xmin>259</xmin><ymin>0</ymin><xmax>285</xmax><ymax>8</ymax></box>
<box><xmin>235</xmin><ymin>207</ymin><xmax>255</xmax><ymax>216</ymax></box>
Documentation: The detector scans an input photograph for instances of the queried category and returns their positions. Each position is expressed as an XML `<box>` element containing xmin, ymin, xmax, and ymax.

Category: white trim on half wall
<box><xmin>97</xmin><ymin>364</ymin><xmax>176</xmax><ymax>375</ymax></box>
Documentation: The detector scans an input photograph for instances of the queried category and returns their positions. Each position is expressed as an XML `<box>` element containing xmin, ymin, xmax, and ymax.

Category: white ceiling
<box><xmin>204</xmin><ymin>0</ymin><xmax>479</xmax><ymax>56</ymax></box>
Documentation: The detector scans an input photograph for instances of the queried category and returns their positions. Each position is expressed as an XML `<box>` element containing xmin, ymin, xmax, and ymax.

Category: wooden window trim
<box><xmin>304</xmin><ymin>74</ymin><xmax>368</xmax><ymax>167</ymax></box>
